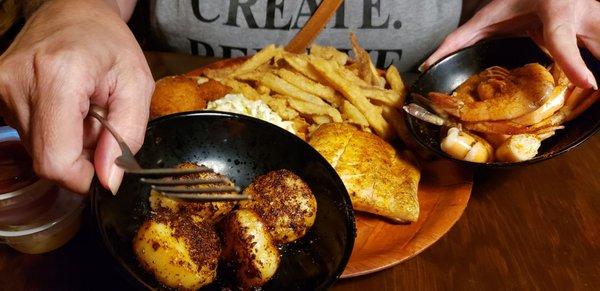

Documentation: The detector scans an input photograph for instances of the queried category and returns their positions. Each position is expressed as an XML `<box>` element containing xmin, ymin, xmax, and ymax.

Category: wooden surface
<box><xmin>342</xmin><ymin>160</ymin><xmax>472</xmax><ymax>277</ymax></box>
<box><xmin>1</xmin><ymin>52</ymin><xmax>599</xmax><ymax>290</ymax></box>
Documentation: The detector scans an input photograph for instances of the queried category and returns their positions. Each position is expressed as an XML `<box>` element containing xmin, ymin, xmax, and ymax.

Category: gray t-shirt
<box><xmin>151</xmin><ymin>0</ymin><xmax>461</xmax><ymax>71</ymax></box>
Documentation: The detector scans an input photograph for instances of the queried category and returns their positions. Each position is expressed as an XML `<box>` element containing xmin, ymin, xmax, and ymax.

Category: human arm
<box><xmin>23</xmin><ymin>0</ymin><xmax>138</xmax><ymax>21</ymax></box>
<box><xmin>421</xmin><ymin>0</ymin><xmax>599</xmax><ymax>90</ymax></box>
<box><xmin>0</xmin><ymin>0</ymin><xmax>154</xmax><ymax>194</ymax></box>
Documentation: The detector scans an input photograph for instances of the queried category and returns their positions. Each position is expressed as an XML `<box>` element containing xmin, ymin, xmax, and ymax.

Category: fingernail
<box><xmin>107</xmin><ymin>165</ymin><xmax>123</xmax><ymax>195</ymax></box>
<box><xmin>587</xmin><ymin>71</ymin><xmax>598</xmax><ymax>90</ymax></box>
<box><xmin>418</xmin><ymin>63</ymin><xmax>426</xmax><ymax>73</ymax></box>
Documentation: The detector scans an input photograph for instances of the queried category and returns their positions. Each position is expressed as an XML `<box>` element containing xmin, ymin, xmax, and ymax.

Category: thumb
<box><xmin>93</xmin><ymin>64</ymin><xmax>154</xmax><ymax>194</ymax></box>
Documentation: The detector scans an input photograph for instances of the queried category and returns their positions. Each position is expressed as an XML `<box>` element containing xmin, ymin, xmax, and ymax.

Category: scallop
<box><xmin>239</xmin><ymin>169</ymin><xmax>317</xmax><ymax>244</ymax></box>
<box><xmin>220</xmin><ymin>209</ymin><xmax>280</xmax><ymax>288</ymax></box>
<box><xmin>149</xmin><ymin>162</ymin><xmax>237</xmax><ymax>223</ymax></box>
<box><xmin>133</xmin><ymin>212</ymin><xmax>220</xmax><ymax>290</ymax></box>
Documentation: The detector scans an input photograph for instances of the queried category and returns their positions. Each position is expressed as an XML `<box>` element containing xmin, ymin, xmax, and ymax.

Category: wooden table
<box><xmin>1</xmin><ymin>52</ymin><xmax>599</xmax><ymax>290</ymax></box>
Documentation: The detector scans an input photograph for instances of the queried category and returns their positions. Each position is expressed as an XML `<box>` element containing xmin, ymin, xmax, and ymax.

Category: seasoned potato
<box><xmin>240</xmin><ymin>169</ymin><xmax>317</xmax><ymax>244</ymax></box>
<box><xmin>149</xmin><ymin>162</ymin><xmax>237</xmax><ymax>223</ymax></box>
<box><xmin>133</xmin><ymin>212</ymin><xmax>221</xmax><ymax>290</ymax></box>
<box><xmin>150</xmin><ymin>76</ymin><xmax>206</xmax><ymax>119</ymax></box>
<box><xmin>220</xmin><ymin>210</ymin><xmax>280</xmax><ymax>289</ymax></box>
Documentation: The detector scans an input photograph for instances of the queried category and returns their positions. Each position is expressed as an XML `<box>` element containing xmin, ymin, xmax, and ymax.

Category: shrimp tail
<box><xmin>428</xmin><ymin>92</ymin><xmax>462</xmax><ymax>118</ymax></box>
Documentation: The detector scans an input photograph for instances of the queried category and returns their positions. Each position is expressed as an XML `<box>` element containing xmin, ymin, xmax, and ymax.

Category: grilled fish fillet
<box><xmin>309</xmin><ymin>123</ymin><xmax>420</xmax><ymax>222</ymax></box>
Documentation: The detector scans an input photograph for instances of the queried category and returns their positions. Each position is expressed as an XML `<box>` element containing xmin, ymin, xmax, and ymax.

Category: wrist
<box><xmin>25</xmin><ymin>0</ymin><xmax>127</xmax><ymax>21</ymax></box>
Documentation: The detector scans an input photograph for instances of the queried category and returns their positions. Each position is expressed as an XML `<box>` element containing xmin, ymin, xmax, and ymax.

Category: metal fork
<box><xmin>87</xmin><ymin>106</ymin><xmax>248</xmax><ymax>202</ymax></box>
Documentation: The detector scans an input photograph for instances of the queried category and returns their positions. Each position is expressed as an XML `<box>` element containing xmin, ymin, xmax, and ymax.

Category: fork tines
<box><xmin>140</xmin><ymin>177</ymin><xmax>228</xmax><ymax>186</ymax></box>
<box><xmin>125</xmin><ymin>166</ymin><xmax>214</xmax><ymax>176</ymax></box>
<box><xmin>139</xmin><ymin>167</ymin><xmax>249</xmax><ymax>202</ymax></box>
<box><xmin>150</xmin><ymin>185</ymin><xmax>241</xmax><ymax>194</ymax></box>
<box><xmin>158</xmin><ymin>193</ymin><xmax>251</xmax><ymax>201</ymax></box>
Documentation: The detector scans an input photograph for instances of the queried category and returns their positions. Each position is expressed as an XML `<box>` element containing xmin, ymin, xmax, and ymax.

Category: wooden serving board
<box><xmin>341</xmin><ymin>159</ymin><xmax>472</xmax><ymax>277</ymax></box>
<box><xmin>186</xmin><ymin>59</ymin><xmax>473</xmax><ymax>278</ymax></box>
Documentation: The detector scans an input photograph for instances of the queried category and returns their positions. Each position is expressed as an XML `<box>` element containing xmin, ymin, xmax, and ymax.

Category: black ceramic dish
<box><xmin>407</xmin><ymin>37</ymin><xmax>600</xmax><ymax>168</ymax></box>
<box><xmin>91</xmin><ymin>111</ymin><xmax>356</xmax><ymax>290</ymax></box>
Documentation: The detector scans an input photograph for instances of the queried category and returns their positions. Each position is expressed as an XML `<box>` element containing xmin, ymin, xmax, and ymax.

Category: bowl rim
<box><xmin>91</xmin><ymin>110</ymin><xmax>357</xmax><ymax>290</ymax></box>
<box><xmin>408</xmin><ymin>37</ymin><xmax>600</xmax><ymax>168</ymax></box>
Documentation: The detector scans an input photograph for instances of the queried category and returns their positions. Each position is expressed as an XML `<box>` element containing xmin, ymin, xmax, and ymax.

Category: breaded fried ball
<box><xmin>150</xmin><ymin>76</ymin><xmax>206</xmax><ymax>119</ymax></box>
<box><xmin>197</xmin><ymin>79</ymin><xmax>232</xmax><ymax>101</ymax></box>
<box><xmin>220</xmin><ymin>210</ymin><xmax>280</xmax><ymax>289</ymax></box>
<box><xmin>149</xmin><ymin>162</ymin><xmax>237</xmax><ymax>223</ymax></box>
<box><xmin>133</xmin><ymin>212</ymin><xmax>220</xmax><ymax>290</ymax></box>
<box><xmin>239</xmin><ymin>169</ymin><xmax>317</xmax><ymax>244</ymax></box>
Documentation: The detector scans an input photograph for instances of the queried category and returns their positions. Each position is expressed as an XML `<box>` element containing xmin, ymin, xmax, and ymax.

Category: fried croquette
<box><xmin>150</xmin><ymin>75</ymin><xmax>207</xmax><ymax>119</ymax></box>
<box><xmin>239</xmin><ymin>169</ymin><xmax>317</xmax><ymax>244</ymax></box>
<box><xmin>133</xmin><ymin>211</ymin><xmax>221</xmax><ymax>290</ymax></box>
<box><xmin>197</xmin><ymin>79</ymin><xmax>232</xmax><ymax>101</ymax></box>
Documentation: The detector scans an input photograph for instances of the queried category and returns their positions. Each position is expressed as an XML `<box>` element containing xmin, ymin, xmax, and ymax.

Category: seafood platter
<box><xmin>92</xmin><ymin>37</ymin><xmax>597</xmax><ymax>290</ymax></box>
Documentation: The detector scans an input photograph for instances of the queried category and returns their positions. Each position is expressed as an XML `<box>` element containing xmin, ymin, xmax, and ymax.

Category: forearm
<box><xmin>23</xmin><ymin>0</ymin><xmax>138</xmax><ymax>21</ymax></box>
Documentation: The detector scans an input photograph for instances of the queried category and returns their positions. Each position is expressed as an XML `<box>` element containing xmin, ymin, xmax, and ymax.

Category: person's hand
<box><xmin>0</xmin><ymin>0</ymin><xmax>154</xmax><ymax>194</ymax></box>
<box><xmin>421</xmin><ymin>0</ymin><xmax>600</xmax><ymax>90</ymax></box>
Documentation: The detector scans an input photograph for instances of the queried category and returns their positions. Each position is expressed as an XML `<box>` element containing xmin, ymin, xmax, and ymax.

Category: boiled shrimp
<box><xmin>429</xmin><ymin>63</ymin><xmax>555</xmax><ymax>121</ymax></box>
<box><xmin>460</xmin><ymin>84</ymin><xmax>568</xmax><ymax>134</ymax></box>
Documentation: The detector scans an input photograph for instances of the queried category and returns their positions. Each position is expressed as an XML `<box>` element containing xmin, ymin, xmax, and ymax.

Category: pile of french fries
<box><xmin>203</xmin><ymin>34</ymin><xmax>411</xmax><ymax>142</ymax></box>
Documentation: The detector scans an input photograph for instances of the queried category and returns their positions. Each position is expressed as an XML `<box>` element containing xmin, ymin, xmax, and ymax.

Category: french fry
<box><xmin>350</xmin><ymin>33</ymin><xmax>382</xmax><ymax>87</ymax></box>
<box><xmin>381</xmin><ymin>105</ymin><xmax>416</xmax><ymax>146</ymax></box>
<box><xmin>204</xmin><ymin>64</ymin><xmax>241</xmax><ymax>81</ymax></box>
<box><xmin>232</xmin><ymin>44</ymin><xmax>282</xmax><ymax>76</ymax></box>
<box><xmin>342</xmin><ymin>100</ymin><xmax>369</xmax><ymax>127</ymax></box>
<box><xmin>259</xmin><ymin>72</ymin><xmax>326</xmax><ymax>106</ymax></box>
<box><xmin>287</xmin><ymin>98</ymin><xmax>328</xmax><ymax>115</ymax></box>
<box><xmin>311</xmin><ymin>115</ymin><xmax>333</xmax><ymax>125</ymax></box>
<box><xmin>220</xmin><ymin>78</ymin><xmax>261</xmax><ymax>100</ymax></box>
<box><xmin>385</xmin><ymin>65</ymin><xmax>407</xmax><ymax>106</ymax></box>
<box><xmin>282</xmin><ymin>53</ymin><xmax>323</xmax><ymax>81</ymax></box>
<box><xmin>337</xmin><ymin>61</ymin><xmax>402</xmax><ymax>107</ymax></box>
<box><xmin>285</xmin><ymin>97</ymin><xmax>343</xmax><ymax>122</ymax></box>
<box><xmin>276</xmin><ymin>68</ymin><xmax>340</xmax><ymax>106</ymax></box>
<box><xmin>309</xmin><ymin>55</ymin><xmax>393</xmax><ymax>139</ymax></box>
<box><xmin>336</xmin><ymin>62</ymin><xmax>370</xmax><ymax>87</ymax></box>
<box><xmin>310</xmin><ymin>44</ymin><xmax>348</xmax><ymax>66</ymax></box>
<box><xmin>258</xmin><ymin>94</ymin><xmax>299</xmax><ymax>120</ymax></box>
<box><xmin>326</xmin><ymin>107</ymin><xmax>343</xmax><ymax>122</ymax></box>
<box><xmin>385</xmin><ymin>65</ymin><xmax>405</xmax><ymax>94</ymax></box>
<box><xmin>256</xmin><ymin>85</ymin><xmax>271</xmax><ymax>95</ymax></box>
<box><xmin>360</xmin><ymin>86</ymin><xmax>398</xmax><ymax>106</ymax></box>
<box><xmin>234</xmin><ymin>71</ymin><xmax>263</xmax><ymax>81</ymax></box>
<box><xmin>292</xmin><ymin>116</ymin><xmax>310</xmax><ymax>140</ymax></box>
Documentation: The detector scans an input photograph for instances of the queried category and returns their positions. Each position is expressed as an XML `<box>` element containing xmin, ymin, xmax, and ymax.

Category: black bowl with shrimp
<box><xmin>406</xmin><ymin>37</ymin><xmax>599</xmax><ymax>167</ymax></box>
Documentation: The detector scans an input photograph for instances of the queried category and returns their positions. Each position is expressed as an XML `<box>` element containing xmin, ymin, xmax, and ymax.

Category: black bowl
<box><xmin>91</xmin><ymin>111</ymin><xmax>356</xmax><ymax>290</ymax></box>
<box><xmin>407</xmin><ymin>37</ymin><xmax>600</xmax><ymax>168</ymax></box>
